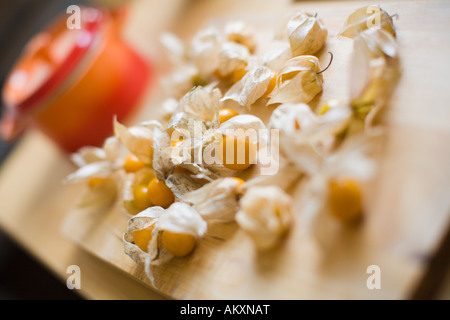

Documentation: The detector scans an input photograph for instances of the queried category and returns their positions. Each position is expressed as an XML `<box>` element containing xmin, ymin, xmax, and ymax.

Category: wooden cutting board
<box><xmin>62</xmin><ymin>0</ymin><xmax>450</xmax><ymax>299</ymax></box>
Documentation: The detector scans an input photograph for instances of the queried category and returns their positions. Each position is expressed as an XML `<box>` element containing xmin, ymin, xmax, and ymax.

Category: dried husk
<box><xmin>268</xmin><ymin>55</ymin><xmax>323</xmax><ymax>105</ymax></box>
<box><xmin>224</xmin><ymin>20</ymin><xmax>257</xmax><ymax>53</ymax></box>
<box><xmin>350</xmin><ymin>28</ymin><xmax>400</xmax><ymax>131</ymax></box>
<box><xmin>160</xmin><ymin>98</ymin><xmax>180</xmax><ymax>122</ymax></box>
<box><xmin>113</xmin><ymin>119</ymin><xmax>162</xmax><ymax>165</ymax></box>
<box><xmin>157</xmin><ymin>202</ymin><xmax>207</xmax><ymax>236</ymax></box>
<box><xmin>165</xmin><ymin>111</ymin><xmax>190</xmax><ymax>137</ymax></box>
<box><xmin>236</xmin><ymin>186</ymin><xmax>293</xmax><ymax>250</ymax></box>
<box><xmin>338</xmin><ymin>5</ymin><xmax>396</xmax><ymax>39</ymax></box>
<box><xmin>102</xmin><ymin>137</ymin><xmax>122</xmax><ymax>163</ymax></box>
<box><xmin>64</xmin><ymin>161</ymin><xmax>116</xmax><ymax>184</ymax></box>
<box><xmin>216</xmin><ymin>41</ymin><xmax>250</xmax><ymax>77</ymax></box>
<box><xmin>179</xmin><ymin>84</ymin><xmax>221</xmax><ymax>124</ymax></box>
<box><xmin>70</xmin><ymin>146</ymin><xmax>106</xmax><ymax>168</ymax></box>
<box><xmin>180</xmin><ymin>177</ymin><xmax>242</xmax><ymax>223</ymax></box>
<box><xmin>145</xmin><ymin>202</ymin><xmax>207</xmax><ymax>284</ymax></box>
<box><xmin>77</xmin><ymin>176</ymin><xmax>120</xmax><ymax>209</ymax></box>
<box><xmin>299</xmin><ymin>135</ymin><xmax>377</xmax><ymax>250</ymax></box>
<box><xmin>151</xmin><ymin>126</ymin><xmax>175</xmax><ymax>181</ymax></box>
<box><xmin>121</xmin><ymin>167</ymin><xmax>156</xmax><ymax>216</ymax></box>
<box><xmin>159</xmin><ymin>32</ymin><xmax>186</xmax><ymax>65</ymax></box>
<box><xmin>161</xmin><ymin>65</ymin><xmax>199</xmax><ymax>100</ymax></box>
<box><xmin>189</xmin><ymin>27</ymin><xmax>222</xmax><ymax>79</ymax></box>
<box><xmin>287</xmin><ymin>12</ymin><xmax>328</xmax><ymax>56</ymax></box>
<box><xmin>65</xmin><ymin>137</ymin><xmax>123</xmax><ymax>183</ymax></box>
<box><xmin>217</xmin><ymin>114</ymin><xmax>267</xmax><ymax>145</ymax></box>
<box><xmin>269</xmin><ymin>103</ymin><xmax>352</xmax><ymax>176</ymax></box>
<box><xmin>123</xmin><ymin>207</ymin><xmax>164</xmax><ymax>264</ymax></box>
<box><xmin>64</xmin><ymin>137</ymin><xmax>125</xmax><ymax>208</ymax></box>
<box><xmin>221</xmin><ymin>65</ymin><xmax>275</xmax><ymax>109</ymax></box>
<box><xmin>165</xmin><ymin>112</ymin><xmax>216</xmax><ymax>179</ymax></box>
<box><xmin>165</xmin><ymin>112</ymin><xmax>210</xmax><ymax>174</ymax></box>
<box><xmin>165</xmin><ymin>171</ymin><xmax>208</xmax><ymax>199</ymax></box>
<box><xmin>167</xmin><ymin>21</ymin><xmax>257</xmax><ymax>83</ymax></box>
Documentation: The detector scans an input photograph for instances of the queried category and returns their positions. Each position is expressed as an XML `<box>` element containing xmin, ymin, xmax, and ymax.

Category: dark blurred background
<box><xmin>0</xmin><ymin>0</ymin><xmax>90</xmax><ymax>300</ymax></box>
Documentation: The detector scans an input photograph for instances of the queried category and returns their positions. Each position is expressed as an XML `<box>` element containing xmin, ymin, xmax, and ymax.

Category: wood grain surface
<box><xmin>1</xmin><ymin>0</ymin><xmax>450</xmax><ymax>300</ymax></box>
<box><xmin>62</xmin><ymin>0</ymin><xmax>450</xmax><ymax>299</ymax></box>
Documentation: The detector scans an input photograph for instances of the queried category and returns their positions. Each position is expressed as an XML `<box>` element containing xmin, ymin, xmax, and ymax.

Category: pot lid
<box><xmin>1</xmin><ymin>7</ymin><xmax>105</xmax><ymax>140</ymax></box>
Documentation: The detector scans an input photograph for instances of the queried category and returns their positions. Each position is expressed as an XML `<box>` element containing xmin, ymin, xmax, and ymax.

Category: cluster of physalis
<box><xmin>64</xmin><ymin>6</ymin><xmax>400</xmax><ymax>284</ymax></box>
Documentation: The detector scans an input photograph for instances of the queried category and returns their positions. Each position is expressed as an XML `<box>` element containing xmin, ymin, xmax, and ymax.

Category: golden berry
<box><xmin>161</xmin><ymin>231</ymin><xmax>196</xmax><ymax>257</ymax></box>
<box><xmin>133</xmin><ymin>185</ymin><xmax>153</xmax><ymax>211</ymax></box>
<box><xmin>218</xmin><ymin>135</ymin><xmax>257</xmax><ymax>171</ymax></box>
<box><xmin>328</xmin><ymin>178</ymin><xmax>363</xmax><ymax>223</ymax></box>
<box><xmin>124</xmin><ymin>154</ymin><xmax>146</xmax><ymax>173</ymax></box>
<box><xmin>133</xmin><ymin>225</ymin><xmax>155</xmax><ymax>252</ymax></box>
<box><xmin>147</xmin><ymin>178</ymin><xmax>175</xmax><ymax>209</ymax></box>
<box><xmin>219</xmin><ymin>109</ymin><xmax>239</xmax><ymax>124</ymax></box>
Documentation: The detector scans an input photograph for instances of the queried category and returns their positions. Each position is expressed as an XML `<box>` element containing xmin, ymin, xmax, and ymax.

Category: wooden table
<box><xmin>1</xmin><ymin>0</ymin><xmax>450</xmax><ymax>300</ymax></box>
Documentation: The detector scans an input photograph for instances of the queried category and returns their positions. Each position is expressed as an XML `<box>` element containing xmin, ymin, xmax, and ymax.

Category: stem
<box><xmin>317</xmin><ymin>52</ymin><xmax>333</xmax><ymax>75</ymax></box>
<box><xmin>389</xmin><ymin>13</ymin><xmax>399</xmax><ymax>20</ymax></box>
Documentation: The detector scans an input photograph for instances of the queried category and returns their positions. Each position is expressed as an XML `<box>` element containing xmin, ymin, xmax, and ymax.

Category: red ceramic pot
<box><xmin>1</xmin><ymin>6</ymin><xmax>153</xmax><ymax>153</ymax></box>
